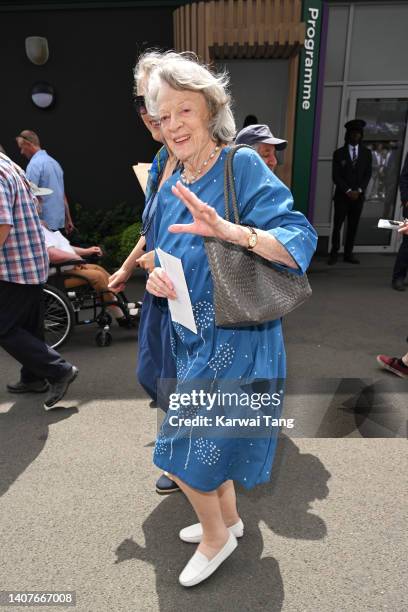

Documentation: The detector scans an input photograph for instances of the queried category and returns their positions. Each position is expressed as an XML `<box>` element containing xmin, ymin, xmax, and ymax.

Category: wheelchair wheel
<box><xmin>43</xmin><ymin>285</ymin><xmax>75</xmax><ymax>349</ymax></box>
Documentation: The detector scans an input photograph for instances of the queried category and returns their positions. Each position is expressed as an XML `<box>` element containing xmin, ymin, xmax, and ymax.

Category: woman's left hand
<box><xmin>146</xmin><ymin>267</ymin><xmax>177</xmax><ymax>299</ymax></box>
<box><xmin>169</xmin><ymin>181</ymin><xmax>242</xmax><ymax>243</ymax></box>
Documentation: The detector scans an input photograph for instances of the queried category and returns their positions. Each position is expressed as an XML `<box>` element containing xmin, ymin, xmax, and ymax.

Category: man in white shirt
<box><xmin>42</xmin><ymin>226</ymin><xmax>126</xmax><ymax>323</ymax></box>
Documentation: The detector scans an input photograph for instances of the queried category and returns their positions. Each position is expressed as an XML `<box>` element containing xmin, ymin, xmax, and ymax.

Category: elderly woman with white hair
<box><xmin>145</xmin><ymin>52</ymin><xmax>317</xmax><ymax>587</ymax></box>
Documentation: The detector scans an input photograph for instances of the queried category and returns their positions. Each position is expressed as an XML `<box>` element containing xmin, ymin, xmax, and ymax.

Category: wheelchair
<box><xmin>42</xmin><ymin>259</ymin><xmax>141</xmax><ymax>349</ymax></box>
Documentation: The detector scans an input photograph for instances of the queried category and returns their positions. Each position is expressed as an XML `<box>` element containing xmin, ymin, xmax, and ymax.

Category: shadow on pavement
<box><xmin>315</xmin><ymin>378</ymin><xmax>407</xmax><ymax>438</ymax></box>
<box><xmin>0</xmin><ymin>397</ymin><xmax>78</xmax><ymax>498</ymax></box>
<box><xmin>115</xmin><ymin>435</ymin><xmax>330</xmax><ymax>611</ymax></box>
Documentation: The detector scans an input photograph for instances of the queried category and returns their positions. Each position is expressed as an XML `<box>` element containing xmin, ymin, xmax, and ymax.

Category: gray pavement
<box><xmin>0</xmin><ymin>254</ymin><xmax>407</xmax><ymax>612</ymax></box>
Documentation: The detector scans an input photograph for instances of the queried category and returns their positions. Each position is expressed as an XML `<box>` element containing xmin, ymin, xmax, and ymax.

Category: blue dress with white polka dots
<box><xmin>153</xmin><ymin>146</ymin><xmax>317</xmax><ymax>491</ymax></box>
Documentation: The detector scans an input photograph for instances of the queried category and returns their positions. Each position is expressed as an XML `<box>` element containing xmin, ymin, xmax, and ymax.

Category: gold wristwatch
<box><xmin>246</xmin><ymin>226</ymin><xmax>258</xmax><ymax>249</ymax></box>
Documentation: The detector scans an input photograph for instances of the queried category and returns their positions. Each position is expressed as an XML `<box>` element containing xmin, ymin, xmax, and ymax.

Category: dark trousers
<box><xmin>392</xmin><ymin>234</ymin><xmax>408</xmax><ymax>281</ymax></box>
<box><xmin>392</xmin><ymin>205</ymin><xmax>408</xmax><ymax>281</ymax></box>
<box><xmin>331</xmin><ymin>196</ymin><xmax>364</xmax><ymax>257</ymax></box>
<box><xmin>0</xmin><ymin>280</ymin><xmax>71</xmax><ymax>383</ymax></box>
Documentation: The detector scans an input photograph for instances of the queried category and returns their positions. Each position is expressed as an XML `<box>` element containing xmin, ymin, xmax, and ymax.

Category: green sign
<box><xmin>292</xmin><ymin>0</ymin><xmax>323</xmax><ymax>215</ymax></box>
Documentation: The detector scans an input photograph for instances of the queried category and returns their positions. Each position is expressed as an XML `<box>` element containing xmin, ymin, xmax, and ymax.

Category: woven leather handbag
<box><xmin>204</xmin><ymin>145</ymin><xmax>312</xmax><ymax>327</ymax></box>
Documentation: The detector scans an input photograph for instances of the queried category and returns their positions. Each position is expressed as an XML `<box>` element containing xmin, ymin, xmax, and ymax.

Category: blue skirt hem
<box><xmin>153</xmin><ymin>456</ymin><xmax>270</xmax><ymax>492</ymax></box>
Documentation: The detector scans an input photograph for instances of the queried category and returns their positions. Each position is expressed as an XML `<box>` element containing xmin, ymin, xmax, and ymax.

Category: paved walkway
<box><xmin>0</xmin><ymin>254</ymin><xmax>406</xmax><ymax>612</ymax></box>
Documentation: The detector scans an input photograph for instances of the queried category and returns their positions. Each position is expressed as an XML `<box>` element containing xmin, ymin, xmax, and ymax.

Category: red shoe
<box><xmin>376</xmin><ymin>355</ymin><xmax>408</xmax><ymax>378</ymax></box>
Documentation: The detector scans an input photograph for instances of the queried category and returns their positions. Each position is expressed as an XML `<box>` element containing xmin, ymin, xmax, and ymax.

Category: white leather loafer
<box><xmin>179</xmin><ymin>519</ymin><xmax>244</xmax><ymax>543</ymax></box>
<box><xmin>179</xmin><ymin>532</ymin><xmax>238</xmax><ymax>587</ymax></box>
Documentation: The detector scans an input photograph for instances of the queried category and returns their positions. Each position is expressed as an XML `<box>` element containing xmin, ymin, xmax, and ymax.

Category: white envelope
<box><xmin>377</xmin><ymin>219</ymin><xmax>403</xmax><ymax>231</ymax></box>
<box><xmin>156</xmin><ymin>248</ymin><xmax>197</xmax><ymax>334</ymax></box>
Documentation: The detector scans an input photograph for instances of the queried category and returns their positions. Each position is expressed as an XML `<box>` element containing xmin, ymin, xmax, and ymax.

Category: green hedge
<box><xmin>103</xmin><ymin>222</ymin><xmax>142</xmax><ymax>269</ymax></box>
<box><xmin>71</xmin><ymin>202</ymin><xmax>142</xmax><ymax>269</ymax></box>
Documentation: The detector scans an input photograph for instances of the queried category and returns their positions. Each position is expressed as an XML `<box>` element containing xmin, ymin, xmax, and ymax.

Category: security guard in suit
<box><xmin>329</xmin><ymin>119</ymin><xmax>372</xmax><ymax>264</ymax></box>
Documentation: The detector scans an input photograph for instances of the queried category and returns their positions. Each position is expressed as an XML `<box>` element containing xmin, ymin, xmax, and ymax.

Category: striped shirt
<box><xmin>0</xmin><ymin>153</ymin><xmax>49</xmax><ymax>284</ymax></box>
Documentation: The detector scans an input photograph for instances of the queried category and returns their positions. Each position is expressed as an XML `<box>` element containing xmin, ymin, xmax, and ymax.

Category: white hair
<box><xmin>134</xmin><ymin>49</ymin><xmax>191</xmax><ymax>96</ymax></box>
<box><xmin>146</xmin><ymin>51</ymin><xmax>236</xmax><ymax>144</ymax></box>
<box><xmin>134</xmin><ymin>50</ymin><xmax>163</xmax><ymax>96</ymax></box>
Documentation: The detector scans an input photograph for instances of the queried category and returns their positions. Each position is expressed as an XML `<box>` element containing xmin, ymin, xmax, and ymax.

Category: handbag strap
<box><xmin>223</xmin><ymin>144</ymin><xmax>254</xmax><ymax>224</ymax></box>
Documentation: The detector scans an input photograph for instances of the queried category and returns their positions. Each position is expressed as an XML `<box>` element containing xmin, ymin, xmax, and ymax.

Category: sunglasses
<box><xmin>134</xmin><ymin>95</ymin><xmax>147</xmax><ymax>116</ymax></box>
<box><xmin>17</xmin><ymin>134</ymin><xmax>36</xmax><ymax>144</ymax></box>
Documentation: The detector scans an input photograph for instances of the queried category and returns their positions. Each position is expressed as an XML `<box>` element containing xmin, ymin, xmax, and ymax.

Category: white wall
<box><xmin>216</xmin><ymin>59</ymin><xmax>289</xmax><ymax>140</ymax></box>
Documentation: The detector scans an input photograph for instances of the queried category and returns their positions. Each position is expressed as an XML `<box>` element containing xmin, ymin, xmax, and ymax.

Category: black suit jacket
<box><xmin>332</xmin><ymin>144</ymin><xmax>372</xmax><ymax>200</ymax></box>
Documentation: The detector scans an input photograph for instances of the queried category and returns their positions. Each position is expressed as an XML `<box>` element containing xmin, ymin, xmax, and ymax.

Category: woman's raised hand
<box><xmin>169</xmin><ymin>181</ymin><xmax>242</xmax><ymax>243</ymax></box>
<box><xmin>146</xmin><ymin>267</ymin><xmax>177</xmax><ymax>299</ymax></box>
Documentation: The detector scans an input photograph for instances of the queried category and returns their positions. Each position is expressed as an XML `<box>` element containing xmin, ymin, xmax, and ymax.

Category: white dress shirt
<box><xmin>348</xmin><ymin>144</ymin><xmax>359</xmax><ymax>161</ymax></box>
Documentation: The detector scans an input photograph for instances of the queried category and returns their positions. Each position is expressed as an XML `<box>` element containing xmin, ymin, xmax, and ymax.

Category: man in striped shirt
<box><xmin>0</xmin><ymin>153</ymin><xmax>78</xmax><ymax>408</ymax></box>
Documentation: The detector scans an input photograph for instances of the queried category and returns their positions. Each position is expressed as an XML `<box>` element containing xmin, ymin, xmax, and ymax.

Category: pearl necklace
<box><xmin>181</xmin><ymin>145</ymin><xmax>220</xmax><ymax>184</ymax></box>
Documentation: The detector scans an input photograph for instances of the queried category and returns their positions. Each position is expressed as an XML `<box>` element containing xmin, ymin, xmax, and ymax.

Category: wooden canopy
<box><xmin>173</xmin><ymin>0</ymin><xmax>305</xmax><ymax>63</ymax></box>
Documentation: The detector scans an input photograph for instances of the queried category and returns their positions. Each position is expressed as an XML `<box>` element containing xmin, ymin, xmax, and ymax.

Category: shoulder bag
<box><xmin>204</xmin><ymin>145</ymin><xmax>312</xmax><ymax>327</ymax></box>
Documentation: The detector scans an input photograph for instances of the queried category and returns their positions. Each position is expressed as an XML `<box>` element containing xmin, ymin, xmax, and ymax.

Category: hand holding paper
<box><xmin>146</xmin><ymin>267</ymin><xmax>176</xmax><ymax>299</ymax></box>
<box><xmin>377</xmin><ymin>219</ymin><xmax>404</xmax><ymax>231</ymax></box>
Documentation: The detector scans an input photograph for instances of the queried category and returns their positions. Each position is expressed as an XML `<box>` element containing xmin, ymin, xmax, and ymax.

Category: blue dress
<box><xmin>136</xmin><ymin>148</ymin><xmax>177</xmax><ymax>409</ymax></box>
<box><xmin>153</xmin><ymin>147</ymin><xmax>317</xmax><ymax>491</ymax></box>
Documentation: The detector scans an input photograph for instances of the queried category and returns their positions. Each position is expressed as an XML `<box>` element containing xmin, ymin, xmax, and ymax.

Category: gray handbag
<box><xmin>204</xmin><ymin>145</ymin><xmax>312</xmax><ymax>327</ymax></box>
